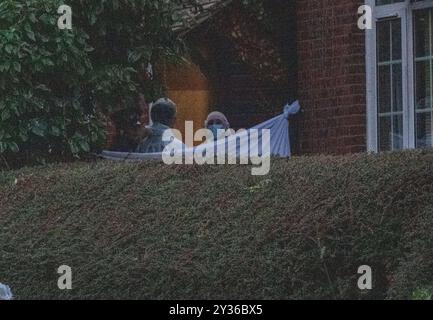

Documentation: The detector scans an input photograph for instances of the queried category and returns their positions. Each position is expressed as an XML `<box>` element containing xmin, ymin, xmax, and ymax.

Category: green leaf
<box><xmin>42</xmin><ymin>58</ymin><xmax>54</xmax><ymax>66</ymax></box>
<box><xmin>30</xmin><ymin>119</ymin><xmax>47</xmax><ymax>137</ymax></box>
<box><xmin>79</xmin><ymin>140</ymin><xmax>90</xmax><ymax>152</ymax></box>
<box><xmin>0</xmin><ymin>142</ymin><xmax>5</xmax><ymax>154</ymax></box>
<box><xmin>35</xmin><ymin>84</ymin><xmax>50</xmax><ymax>92</ymax></box>
<box><xmin>5</xmin><ymin>44</ymin><xmax>13</xmax><ymax>54</ymax></box>
<box><xmin>19</xmin><ymin>132</ymin><xmax>28</xmax><ymax>142</ymax></box>
<box><xmin>50</xmin><ymin>126</ymin><xmax>61</xmax><ymax>137</ymax></box>
<box><xmin>13</xmin><ymin>62</ymin><xmax>21</xmax><ymax>72</ymax></box>
<box><xmin>26</xmin><ymin>29</ymin><xmax>36</xmax><ymax>41</ymax></box>
<box><xmin>8</xmin><ymin>142</ymin><xmax>19</xmax><ymax>153</ymax></box>
<box><xmin>1</xmin><ymin>109</ymin><xmax>10</xmax><ymax>121</ymax></box>
<box><xmin>29</xmin><ymin>13</ymin><xmax>37</xmax><ymax>23</ymax></box>
<box><xmin>69</xmin><ymin>141</ymin><xmax>79</xmax><ymax>154</ymax></box>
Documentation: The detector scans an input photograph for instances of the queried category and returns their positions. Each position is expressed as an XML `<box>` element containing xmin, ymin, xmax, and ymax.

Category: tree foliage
<box><xmin>0</xmin><ymin>0</ymin><xmax>186</xmax><ymax>163</ymax></box>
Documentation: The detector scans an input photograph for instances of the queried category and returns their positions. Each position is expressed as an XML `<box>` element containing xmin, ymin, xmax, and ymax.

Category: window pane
<box><xmin>393</xmin><ymin>115</ymin><xmax>403</xmax><ymax>150</ymax></box>
<box><xmin>415</xmin><ymin>60</ymin><xmax>431</xmax><ymax>110</ymax></box>
<box><xmin>392</xmin><ymin>20</ymin><xmax>402</xmax><ymax>60</ymax></box>
<box><xmin>377</xmin><ymin>18</ymin><xmax>403</xmax><ymax>151</ymax></box>
<box><xmin>392</xmin><ymin>64</ymin><xmax>403</xmax><ymax>112</ymax></box>
<box><xmin>376</xmin><ymin>0</ymin><xmax>404</xmax><ymax>5</ymax></box>
<box><xmin>378</xmin><ymin>65</ymin><xmax>391</xmax><ymax>113</ymax></box>
<box><xmin>379</xmin><ymin>115</ymin><xmax>404</xmax><ymax>151</ymax></box>
<box><xmin>378</xmin><ymin>21</ymin><xmax>391</xmax><ymax>63</ymax></box>
<box><xmin>414</xmin><ymin>10</ymin><xmax>430</xmax><ymax>58</ymax></box>
<box><xmin>416</xmin><ymin>112</ymin><xmax>432</xmax><ymax>148</ymax></box>
<box><xmin>414</xmin><ymin>9</ymin><xmax>433</xmax><ymax>148</ymax></box>
<box><xmin>379</xmin><ymin>116</ymin><xmax>392</xmax><ymax>151</ymax></box>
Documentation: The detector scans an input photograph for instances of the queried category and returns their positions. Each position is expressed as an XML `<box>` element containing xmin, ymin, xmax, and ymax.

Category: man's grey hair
<box><xmin>151</xmin><ymin>98</ymin><xmax>177</xmax><ymax>126</ymax></box>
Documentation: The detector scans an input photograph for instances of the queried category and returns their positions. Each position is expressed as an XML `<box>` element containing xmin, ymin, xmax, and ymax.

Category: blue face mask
<box><xmin>208</xmin><ymin>124</ymin><xmax>225</xmax><ymax>140</ymax></box>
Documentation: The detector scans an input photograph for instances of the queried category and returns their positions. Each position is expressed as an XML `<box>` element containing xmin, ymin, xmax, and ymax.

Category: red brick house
<box><xmin>296</xmin><ymin>0</ymin><xmax>433</xmax><ymax>155</ymax></box>
<box><xmin>171</xmin><ymin>0</ymin><xmax>365</xmax><ymax>154</ymax></box>
<box><xmin>112</xmin><ymin>0</ymin><xmax>433</xmax><ymax>155</ymax></box>
<box><xmin>171</xmin><ymin>0</ymin><xmax>433</xmax><ymax>155</ymax></box>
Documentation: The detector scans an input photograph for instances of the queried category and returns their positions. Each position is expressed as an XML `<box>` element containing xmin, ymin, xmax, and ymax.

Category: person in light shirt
<box><xmin>136</xmin><ymin>98</ymin><xmax>183</xmax><ymax>154</ymax></box>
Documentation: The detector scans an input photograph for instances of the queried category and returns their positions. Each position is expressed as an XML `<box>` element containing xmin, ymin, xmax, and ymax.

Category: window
<box><xmin>377</xmin><ymin>18</ymin><xmax>403</xmax><ymax>151</ymax></box>
<box><xmin>414</xmin><ymin>8</ymin><xmax>433</xmax><ymax>147</ymax></box>
<box><xmin>366</xmin><ymin>0</ymin><xmax>433</xmax><ymax>151</ymax></box>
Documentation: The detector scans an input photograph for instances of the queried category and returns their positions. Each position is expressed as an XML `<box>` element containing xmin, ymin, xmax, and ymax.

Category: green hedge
<box><xmin>1</xmin><ymin>151</ymin><xmax>433</xmax><ymax>299</ymax></box>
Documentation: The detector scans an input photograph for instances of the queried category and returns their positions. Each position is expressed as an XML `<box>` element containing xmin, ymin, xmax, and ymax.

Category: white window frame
<box><xmin>366</xmin><ymin>0</ymin><xmax>433</xmax><ymax>152</ymax></box>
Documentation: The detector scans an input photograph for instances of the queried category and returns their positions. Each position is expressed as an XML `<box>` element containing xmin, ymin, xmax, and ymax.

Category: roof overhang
<box><xmin>173</xmin><ymin>0</ymin><xmax>233</xmax><ymax>37</ymax></box>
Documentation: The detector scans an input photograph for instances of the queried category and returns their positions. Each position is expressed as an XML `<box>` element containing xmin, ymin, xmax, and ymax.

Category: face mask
<box><xmin>208</xmin><ymin>124</ymin><xmax>225</xmax><ymax>141</ymax></box>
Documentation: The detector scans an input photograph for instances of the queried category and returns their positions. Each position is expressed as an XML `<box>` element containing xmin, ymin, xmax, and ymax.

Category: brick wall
<box><xmin>295</xmin><ymin>0</ymin><xmax>366</xmax><ymax>155</ymax></box>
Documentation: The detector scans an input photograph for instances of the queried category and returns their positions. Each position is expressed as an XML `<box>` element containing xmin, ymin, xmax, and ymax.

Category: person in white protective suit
<box><xmin>205</xmin><ymin>111</ymin><xmax>231</xmax><ymax>141</ymax></box>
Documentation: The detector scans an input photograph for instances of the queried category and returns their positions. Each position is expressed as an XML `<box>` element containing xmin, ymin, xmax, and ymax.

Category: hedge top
<box><xmin>1</xmin><ymin>151</ymin><xmax>433</xmax><ymax>299</ymax></box>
